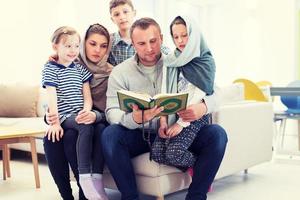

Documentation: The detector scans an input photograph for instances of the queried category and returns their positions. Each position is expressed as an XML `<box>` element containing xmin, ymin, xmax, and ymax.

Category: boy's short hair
<box><xmin>109</xmin><ymin>0</ymin><xmax>134</xmax><ymax>13</ymax></box>
<box><xmin>130</xmin><ymin>17</ymin><xmax>161</xmax><ymax>40</ymax></box>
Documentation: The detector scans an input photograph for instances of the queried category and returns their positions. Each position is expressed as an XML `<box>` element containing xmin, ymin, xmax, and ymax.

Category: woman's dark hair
<box><xmin>169</xmin><ymin>16</ymin><xmax>186</xmax><ymax>37</ymax></box>
<box><xmin>85</xmin><ymin>23</ymin><xmax>110</xmax><ymax>45</ymax></box>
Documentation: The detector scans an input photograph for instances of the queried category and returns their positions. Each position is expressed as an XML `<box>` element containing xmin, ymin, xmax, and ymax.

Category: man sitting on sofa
<box><xmin>102</xmin><ymin>17</ymin><xmax>228</xmax><ymax>200</ymax></box>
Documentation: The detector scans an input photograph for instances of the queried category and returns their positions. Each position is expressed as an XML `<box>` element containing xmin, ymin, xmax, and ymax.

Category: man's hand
<box><xmin>75</xmin><ymin>109</ymin><xmax>96</xmax><ymax>124</ymax></box>
<box><xmin>167</xmin><ymin>123</ymin><xmax>183</xmax><ymax>138</ymax></box>
<box><xmin>46</xmin><ymin>124</ymin><xmax>64</xmax><ymax>142</ymax></box>
<box><xmin>132</xmin><ymin>104</ymin><xmax>164</xmax><ymax>124</ymax></box>
<box><xmin>177</xmin><ymin>102</ymin><xmax>207</xmax><ymax>122</ymax></box>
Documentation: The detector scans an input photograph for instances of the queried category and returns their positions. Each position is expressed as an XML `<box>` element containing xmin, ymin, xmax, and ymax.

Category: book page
<box><xmin>117</xmin><ymin>90</ymin><xmax>152</xmax><ymax>102</ymax></box>
<box><xmin>154</xmin><ymin>93</ymin><xmax>188</xmax><ymax>116</ymax></box>
<box><xmin>117</xmin><ymin>90</ymin><xmax>154</xmax><ymax>112</ymax></box>
<box><xmin>153</xmin><ymin>92</ymin><xmax>187</xmax><ymax>99</ymax></box>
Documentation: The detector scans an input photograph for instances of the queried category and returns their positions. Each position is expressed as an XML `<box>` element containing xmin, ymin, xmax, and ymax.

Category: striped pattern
<box><xmin>42</xmin><ymin>61</ymin><xmax>92</xmax><ymax>121</ymax></box>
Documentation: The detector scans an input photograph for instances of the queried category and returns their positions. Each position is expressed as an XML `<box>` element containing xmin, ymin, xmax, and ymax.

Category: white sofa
<box><xmin>102</xmin><ymin>101</ymin><xmax>274</xmax><ymax>200</ymax></box>
<box><xmin>1</xmin><ymin>83</ymin><xmax>274</xmax><ymax>200</ymax></box>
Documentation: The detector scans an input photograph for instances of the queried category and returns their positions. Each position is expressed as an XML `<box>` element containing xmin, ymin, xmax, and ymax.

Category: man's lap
<box><xmin>102</xmin><ymin>124</ymin><xmax>153</xmax><ymax>158</ymax></box>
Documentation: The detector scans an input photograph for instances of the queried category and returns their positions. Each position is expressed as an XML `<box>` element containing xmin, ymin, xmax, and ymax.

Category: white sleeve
<box><xmin>187</xmin><ymin>83</ymin><xmax>206</xmax><ymax>105</ymax></box>
<box><xmin>202</xmin><ymin>85</ymin><xmax>221</xmax><ymax>114</ymax></box>
<box><xmin>176</xmin><ymin>83</ymin><xmax>205</xmax><ymax>128</ymax></box>
<box><xmin>176</xmin><ymin>118</ymin><xmax>190</xmax><ymax>127</ymax></box>
<box><xmin>185</xmin><ymin>83</ymin><xmax>221</xmax><ymax>114</ymax></box>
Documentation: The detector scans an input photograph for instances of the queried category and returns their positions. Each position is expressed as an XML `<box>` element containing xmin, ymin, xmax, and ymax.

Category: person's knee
<box><xmin>101</xmin><ymin>124</ymin><xmax>124</xmax><ymax>153</ymax></box>
<box><xmin>78</xmin><ymin>124</ymin><xmax>94</xmax><ymax>136</ymax></box>
<box><xmin>208</xmin><ymin>124</ymin><xmax>228</xmax><ymax>150</ymax></box>
<box><xmin>94</xmin><ymin>123</ymin><xmax>107</xmax><ymax>134</ymax></box>
<box><xmin>93</xmin><ymin>123</ymin><xmax>107</xmax><ymax>140</ymax></box>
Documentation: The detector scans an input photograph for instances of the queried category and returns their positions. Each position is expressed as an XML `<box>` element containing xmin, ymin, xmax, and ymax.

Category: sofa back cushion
<box><xmin>216</xmin><ymin>83</ymin><xmax>245</xmax><ymax>105</ymax></box>
<box><xmin>0</xmin><ymin>83</ymin><xmax>39</xmax><ymax>117</ymax></box>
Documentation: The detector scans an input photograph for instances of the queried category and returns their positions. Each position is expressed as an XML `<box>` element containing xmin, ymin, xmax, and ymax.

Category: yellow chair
<box><xmin>256</xmin><ymin>80</ymin><xmax>272</xmax><ymax>87</ymax></box>
<box><xmin>233</xmin><ymin>78</ymin><xmax>268</xmax><ymax>102</ymax></box>
<box><xmin>256</xmin><ymin>80</ymin><xmax>273</xmax><ymax>102</ymax></box>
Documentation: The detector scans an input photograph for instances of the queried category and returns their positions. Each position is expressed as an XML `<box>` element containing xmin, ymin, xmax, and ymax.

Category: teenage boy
<box><xmin>108</xmin><ymin>0</ymin><xmax>136</xmax><ymax>66</ymax></box>
<box><xmin>108</xmin><ymin>0</ymin><xmax>169</xmax><ymax>66</ymax></box>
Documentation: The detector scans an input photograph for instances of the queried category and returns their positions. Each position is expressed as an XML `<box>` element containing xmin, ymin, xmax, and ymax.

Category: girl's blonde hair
<box><xmin>51</xmin><ymin>26</ymin><xmax>80</xmax><ymax>44</ymax></box>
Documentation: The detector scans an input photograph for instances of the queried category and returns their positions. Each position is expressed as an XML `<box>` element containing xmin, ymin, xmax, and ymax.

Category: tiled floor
<box><xmin>1</xmin><ymin>133</ymin><xmax>300</xmax><ymax>200</ymax></box>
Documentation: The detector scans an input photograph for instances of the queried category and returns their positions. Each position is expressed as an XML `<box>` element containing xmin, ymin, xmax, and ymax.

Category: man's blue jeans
<box><xmin>101</xmin><ymin>124</ymin><xmax>227</xmax><ymax>200</ymax></box>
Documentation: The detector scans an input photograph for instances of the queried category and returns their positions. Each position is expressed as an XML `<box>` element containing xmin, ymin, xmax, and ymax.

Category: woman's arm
<box><xmin>75</xmin><ymin>109</ymin><xmax>106</xmax><ymax>124</ymax></box>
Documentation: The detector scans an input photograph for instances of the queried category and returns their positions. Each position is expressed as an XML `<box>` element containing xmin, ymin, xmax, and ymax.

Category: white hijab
<box><xmin>162</xmin><ymin>15</ymin><xmax>202</xmax><ymax>93</ymax></box>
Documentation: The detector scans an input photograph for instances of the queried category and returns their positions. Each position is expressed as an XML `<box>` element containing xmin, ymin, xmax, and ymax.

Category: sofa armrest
<box><xmin>212</xmin><ymin>101</ymin><xmax>274</xmax><ymax>178</ymax></box>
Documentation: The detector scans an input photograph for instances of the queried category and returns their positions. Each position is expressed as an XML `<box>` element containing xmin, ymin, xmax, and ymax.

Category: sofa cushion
<box><xmin>0</xmin><ymin>117</ymin><xmax>46</xmax><ymax>154</ymax></box>
<box><xmin>217</xmin><ymin>83</ymin><xmax>245</xmax><ymax>105</ymax></box>
<box><xmin>0</xmin><ymin>117</ymin><xmax>46</xmax><ymax>134</ymax></box>
<box><xmin>0</xmin><ymin>83</ymin><xmax>39</xmax><ymax>117</ymax></box>
<box><xmin>104</xmin><ymin>153</ymin><xmax>182</xmax><ymax>177</ymax></box>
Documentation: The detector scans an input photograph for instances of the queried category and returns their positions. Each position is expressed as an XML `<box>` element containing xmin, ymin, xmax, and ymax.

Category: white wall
<box><xmin>0</xmin><ymin>0</ymin><xmax>157</xmax><ymax>85</ymax></box>
<box><xmin>0</xmin><ymin>0</ymin><xmax>106</xmax><ymax>84</ymax></box>
<box><xmin>157</xmin><ymin>0</ymin><xmax>298</xmax><ymax>86</ymax></box>
<box><xmin>0</xmin><ymin>0</ymin><xmax>298</xmax><ymax>88</ymax></box>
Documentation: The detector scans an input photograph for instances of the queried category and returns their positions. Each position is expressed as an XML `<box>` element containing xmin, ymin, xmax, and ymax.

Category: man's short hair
<box><xmin>109</xmin><ymin>0</ymin><xmax>134</xmax><ymax>13</ymax></box>
<box><xmin>130</xmin><ymin>17</ymin><xmax>161</xmax><ymax>40</ymax></box>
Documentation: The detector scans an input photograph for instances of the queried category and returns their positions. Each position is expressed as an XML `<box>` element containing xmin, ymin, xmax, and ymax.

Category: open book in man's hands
<box><xmin>117</xmin><ymin>90</ymin><xmax>188</xmax><ymax>116</ymax></box>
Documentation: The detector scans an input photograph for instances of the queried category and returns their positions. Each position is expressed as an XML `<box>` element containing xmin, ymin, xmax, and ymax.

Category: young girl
<box><xmin>151</xmin><ymin>16</ymin><xmax>216</xmax><ymax>172</ymax></box>
<box><xmin>42</xmin><ymin>26</ymin><xmax>107</xmax><ymax>200</ymax></box>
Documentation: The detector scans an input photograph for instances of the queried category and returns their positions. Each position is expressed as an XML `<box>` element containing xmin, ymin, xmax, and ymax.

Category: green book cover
<box><xmin>117</xmin><ymin>90</ymin><xmax>188</xmax><ymax>116</ymax></box>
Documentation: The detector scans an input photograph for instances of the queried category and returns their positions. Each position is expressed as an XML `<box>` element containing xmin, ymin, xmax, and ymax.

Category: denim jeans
<box><xmin>101</xmin><ymin>124</ymin><xmax>227</xmax><ymax>200</ymax></box>
<box><xmin>44</xmin><ymin>122</ymin><xmax>107</xmax><ymax>200</ymax></box>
